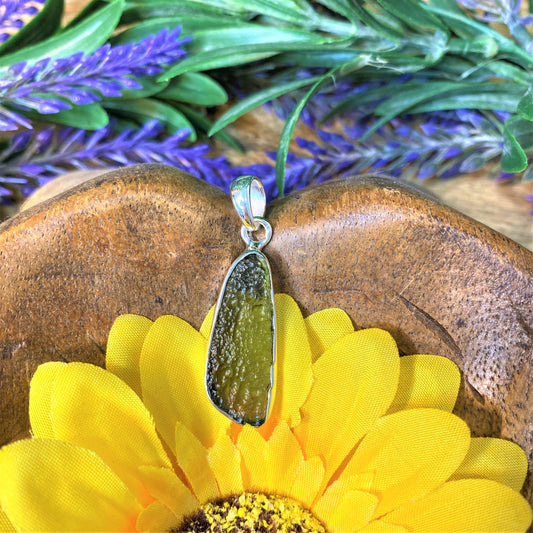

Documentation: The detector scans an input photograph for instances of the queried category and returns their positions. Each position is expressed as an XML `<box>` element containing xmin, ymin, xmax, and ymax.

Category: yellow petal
<box><xmin>382</xmin><ymin>479</ymin><xmax>532</xmax><ymax>532</ymax></box>
<box><xmin>359</xmin><ymin>522</ymin><xmax>408</xmax><ymax>532</ymax></box>
<box><xmin>386</xmin><ymin>354</ymin><xmax>460</xmax><ymax>414</ymax></box>
<box><xmin>207</xmin><ymin>433</ymin><xmax>243</xmax><ymax>496</ymax></box>
<box><xmin>28</xmin><ymin>361</ymin><xmax>66</xmax><ymax>438</ymax></box>
<box><xmin>175</xmin><ymin>421</ymin><xmax>220</xmax><ymax>504</ymax></box>
<box><xmin>290</xmin><ymin>456</ymin><xmax>325</xmax><ymax>508</ymax></box>
<box><xmin>137</xmin><ymin>466</ymin><xmax>199</xmax><ymax>521</ymax></box>
<box><xmin>260</xmin><ymin>294</ymin><xmax>313</xmax><ymax>436</ymax></box>
<box><xmin>106</xmin><ymin>314</ymin><xmax>153</xmax><ymax>398</ymax></box>
<box><xmin>0</xmin><ymin>439</ymin><xmax>140</xmax><ymax>532</ymax></box>
<box><xmin>295</xmin><ymin>328</ymin><xmax>399</xmax><ymax>483</ymax></box>
<box><xmin>305</xmin><ymin>308</ymin><xmax>354</xmax><ymax>363</ymax></box>
<box><xmin>136</xmin><ymin>500</ymin><xmax>179</xmax><ymax>532</ymax></box>
<box><xmin>264</xmin><ymin>421</ymin><xmax>304</xmax><ymax>493</ymax></box>
<box><xmin>49</xmin><ymin>363</ymin><xmax>171</xmax><ymax>506</ymax></box>
<box><xmin>236</xmin><ymin>425</ymin><xmax>267</xmax><ymax>491</ymax></box>
<box><xmin>450</xmin><ymin>437</ymin><xmax>528</xmax><ymax>492</ymax></box>
<box><xmin>340</xmin><ymin>408</ymin><xmax>470</xmax><ymax>517</ymax></box>
<box><xmin>313</xmin><ymin>478</ymin><xmax>378</xmax><ymax>532</ymax></box>
<box><xmin>140</xmin><ymin>315</ymin><xmax>230</xmax><ymax>450</ymax></box>
<box><xmin>199</xmin><ymin>305</ymin><xmax>215</xmax><ymax>339</ymax></box>
<box><xmin>0</xmin><ymin>508</ymin><xmax>16</xmax><ymax>533</ymax></box>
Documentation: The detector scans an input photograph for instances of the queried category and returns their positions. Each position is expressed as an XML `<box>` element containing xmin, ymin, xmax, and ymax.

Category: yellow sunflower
<box><xmin>0</xmin><ymin>294</ymin><xmax>531</xmax><ymax>532</ymax></box>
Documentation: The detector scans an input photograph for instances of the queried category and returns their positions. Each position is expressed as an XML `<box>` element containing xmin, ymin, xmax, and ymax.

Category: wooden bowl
<box><xmin>0</xmin><ymin>164</ymin><xmax>531</xmax><ymax>503</ymax></box>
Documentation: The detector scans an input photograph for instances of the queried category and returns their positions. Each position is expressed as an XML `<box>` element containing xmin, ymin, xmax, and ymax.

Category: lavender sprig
<box><xmin>0</xmin><ymin>0</ymin><xmax>46</xmax><ymax>44</ymax></box>
<box><xmin>0</xmin><ymin>26</ymin><xmax>190</xmax><ymax>131</ymax></box>
<box><xmin>457</xmin><ymin>0</ymin><xmax>533</xmax><ymax>52</ymax></box>
<box><xmin>278</xmin><ymin>109</ymin><xmax>512</xmax><ymax>187</ymax></box>
<box><xmin>0</xmin><ymin>119</ymin><xmax>273</xmax><ymax>202</ymax></box>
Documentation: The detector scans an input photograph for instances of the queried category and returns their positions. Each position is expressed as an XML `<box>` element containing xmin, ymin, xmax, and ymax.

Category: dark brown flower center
<box><xmin>174</xmin><ymin>492</ymin><xmax>327</xmax><ymax>532</ymax></box>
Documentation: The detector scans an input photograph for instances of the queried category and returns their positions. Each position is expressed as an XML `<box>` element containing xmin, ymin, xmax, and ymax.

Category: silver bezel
<box><xmin>205</xmin><ymin>249</ymin><xmax>276</xmax><ymax>426</ymax></box>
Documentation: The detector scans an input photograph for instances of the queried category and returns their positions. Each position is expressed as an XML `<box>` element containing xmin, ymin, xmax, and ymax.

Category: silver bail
<box><xmin>230</xmin><ymin>175</ymin><xmax>266</xmax><ymax>231</ymax></box>
<box><xmin>205</xmin><ymin>175</ymin><xmax>275</xmax><ymax>427</ymax></box>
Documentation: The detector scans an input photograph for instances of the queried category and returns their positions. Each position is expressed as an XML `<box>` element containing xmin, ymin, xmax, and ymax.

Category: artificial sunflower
<box><xmin>0</xmin><ymin>294</ymin><xmax>530</xmax><ymax>532</ymax></box>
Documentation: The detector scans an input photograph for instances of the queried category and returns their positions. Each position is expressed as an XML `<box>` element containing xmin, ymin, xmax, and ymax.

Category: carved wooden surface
<box><xmin>0</xmin><ymin>164</ymin><xmax>531</xmax><ymax>504</ymax></box>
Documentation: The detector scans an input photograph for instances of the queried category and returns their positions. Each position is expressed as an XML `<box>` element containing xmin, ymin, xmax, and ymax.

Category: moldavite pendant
<box><xmin>206</xmin><ymin>176</ymin><xmax>275</xmax><ymax>426</ymax></box>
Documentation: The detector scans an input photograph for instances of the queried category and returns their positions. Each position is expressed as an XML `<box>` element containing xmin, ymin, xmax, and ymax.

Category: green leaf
<box><xmin>239</xmin><ymin>0</ymin><xmax>355</xmax><ymax>36</ymax></box>
<box><xmin>63</xmin><ymin>0</ymin><xmax>111</xmax><ymax>29</ymax></box>
<box><xmin>411</xmin><ymin>94</ymin><xmax>519</xmax><ymax>114</ymax></box>
<box><xmin>209</xmin><ymin>76</ymin><xmax>322</xmax><ymax>135</ymax></box>
<box><xmin>186</xmin><ymin>26</ymin><xmax>327</xmax><ymax>55</ymax></box>
<box><xmin>175</xmin><ymin>104</ymin><xmax>243</xmax><ymax>151</ymax></box>
<box><xmin>320</xmin><ymin>86</ymin><xmax>394</xmax><ymax>122</ymax></box>
<box><xmin>505</xmin><ymin>115</ymin><xmax>533</xmax><ymax>151</ymax></box>
<box><xmin>423</xmin><ymin>3</ymin><xmax>533</xmax><ymax>67</ymax></box>
<box><xmin>112</xmin><ymin>77</ymin><xmax>169</xmax><ymax>100</ymax></box>
<box><xmin>103</xmin><ymin>98</ymin><xmax>196</xmax><ymax>140</ymax></box>
<box><xmin>409</xmin><ymin>83</ymin><xmax>526</xmax><ymax>113</ymax></box>
<box><xmin>448</xmin><ymin>35</ymin><xmax>498</xmax><ymax>58</ymax></box>
<box><xmin>226</xmin><ymin>0</ymin><xmax>307</xmax><ymax>26</ymax></box>
<box><xmin>372</xmin><ymin>82</ymin><xmax>464</xmax><ymax>115</ymax></box>
<box><xmin>0</xmin><ymin>0</ymin><xmax>63</xmax><ymax>56</ymax></box>
<box><xmin>501</xmin><ymin>120</ymin><xmax>528</xmax><ymax>173</ymax></box>
<box><xmin>345</xmin><ymin>1</ymin><xmax>402</xmax><ymax>40</ymax></box>
<box><xmin>19</xmin><ymin>103</ymin><xmax>109</xmax><ymax>130</ymax></box>
<box><xmin>110</xmin><ymin>16</ymin><xmax>247</xmax><ymax>45</ymax></box>
<box><xmin>121</xmin><ymin>0</ymin><xmax>244</xmax><ymax>23</ymax></box>
<box><xmin>361</xmin><ymin>81</ymin><xmax>471</xmax><ymax>139</ymax></box>
<box><xmin>321</xmin><ymin>81</ymin><xmax>476</xmax><ymax>123</ymax></box>
<box><xmin>160</xmin><ymin>39</ymin><xmax>338</xmax><ymax>80</ymax></box>
<box><xmin>483</xmin><ymin>61</ymin><xmax>530</xmax><ymax>85</ymax></box>
<box><xmin>517</xmin><ymin>87</ymin><xmax>533</xmax><ymax>121</ymax></box>
<box><xmin>160</xmin><ymin>47</ymin><xmax>276</xmax><ymax>79</ymax></box>
<box><xmin>158</xmin><ymin>73</ymin><xmax>227</xmax><ymax>106</ymax></box>
<box><xmin>375</xmin><ymin>0</ymin><xmax>447</xmax><ymax>33</ymax></box>
<box><xmin>279</xmin><ymin>49</ymin><xmax>364</xmax><ymax>67</ymax></box>
<box><xmin>307</xmin><ymin>0</ymin><xmax>360</xmax><ymax>31</ymax></box>
<box><xmin>276</xmin><ymin>67</ymin><xmax>343</xmax><ymax>196</ymax></box>
<box><xmin>303</xmin><ymin>0</ymin><xmax>349</xmax><ymax>18</ymax></box>
<box><xmin>0</xmin><ymin>0</ymin><xmax>124</xmax><ymax>68</ymax></box>
<box><xmin>425</xmin><ymin>0</ymin><xmax>474</xmax><ymax>37</ymax></box>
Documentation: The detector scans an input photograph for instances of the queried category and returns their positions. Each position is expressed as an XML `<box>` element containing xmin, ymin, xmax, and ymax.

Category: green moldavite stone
<box><xmin>206</xmin><ymin>250</ymin><xmax>274</xmax><ymax>426</ymax></box>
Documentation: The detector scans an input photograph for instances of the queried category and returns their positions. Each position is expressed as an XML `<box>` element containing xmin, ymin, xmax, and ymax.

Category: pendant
<box><xmin>205</xmin><ymin>176</ymin><xmax>275</xmax><ymax>426</ymax></box>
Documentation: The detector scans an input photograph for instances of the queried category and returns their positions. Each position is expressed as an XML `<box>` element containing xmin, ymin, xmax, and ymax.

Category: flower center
<box><xmin>174</xmin><ymin>492</ymin><xmax>327</xmax><ymax>532</ymax></box>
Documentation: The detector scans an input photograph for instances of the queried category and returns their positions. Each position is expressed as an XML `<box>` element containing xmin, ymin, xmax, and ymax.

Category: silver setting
<box><xmin>240</xmin><ymin>217</ymin><xmax>272</xmax><ymax>251</ymax></box>
<box><xmin>205</xmin><ymin>175</ymin><xmax>275</xmax><ymax>426</ymax></box>
<box><xmin>205</xmin><ymin>249</ymin><xmax>276</xmax><ymax>426</ymax></box>
<box><xmin>230</xmin><ymin>175</ymin><xmax>266</xmax><ymax>231</ymax></box>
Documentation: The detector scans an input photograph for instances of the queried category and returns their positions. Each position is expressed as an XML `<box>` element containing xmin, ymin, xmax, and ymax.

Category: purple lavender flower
<box><xmin>456</xmin><ymin>0</ymin><xmax>519</xmax><ymax>22</ymax></box>
<box><xmin>0</xmin><ymin>0</ymin><xmax>45</xmax><ymax>43</ymax></box>
<box><xmin>0</xmin><ymin>26</ymin><xmax>190</xmax><ymax>131</ymax></box>
<box><xmin>0</xmin><ymin>119</ymin><xmax>277</xmax><ymax>202</ymax></box>
<box><xmin>457</xmin><ymin>0</ymin><xmax>533</xmax><ymax>52</ymax></box>
<box><xmin>270</xmin><ymin>109</ymin><xmax>513</xmax><ymax>186</ymax></box>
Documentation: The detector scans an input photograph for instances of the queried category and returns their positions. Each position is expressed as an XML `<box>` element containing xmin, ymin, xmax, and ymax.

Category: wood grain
<box><xmin>0</xmin><ymin>165</ymin><xmax>532</xmax><ymax>506</ymax></box>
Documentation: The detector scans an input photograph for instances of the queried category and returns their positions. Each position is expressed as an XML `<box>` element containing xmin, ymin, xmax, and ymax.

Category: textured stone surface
<box><xmin>206</xmin><ymin>251</ymin><xmax>274</xmax><ymax>426</ymax></box>
<box><xmin>0</xmin><ymin>164</ymin><xmax>531</xmax><ymax>502</ymax></box>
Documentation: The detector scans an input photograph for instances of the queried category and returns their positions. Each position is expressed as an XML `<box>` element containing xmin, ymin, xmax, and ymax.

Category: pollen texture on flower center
<box><xmin>175</xmin><ymin>492</ymin><xmax>327</xmax><ymax>532</ymax></box>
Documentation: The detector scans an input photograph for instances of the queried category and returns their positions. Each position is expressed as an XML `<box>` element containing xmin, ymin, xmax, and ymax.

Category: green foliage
<box><xmin>0</xmin><ymin>0</ymin><xmax>124</xmax><ymax>67</ymax></box>
<box><xmin>0</xmin><ymin>0</ymin><xmax>64</xmax><ymax>56</ymax></box>
<box><xmin>22</xmin><ymin>102</ymin><xmax>109</xmax><ymax>129</ymax></box>
<box><xmin>1</xmin><ymin>0</ymin><xmax>532</xmax><ymax>194</ymax></box>
<box><xmin>275</xmin><ymin>68</ymin><xmax>342</xmax><ymax>196</ymax></box>
<box><xmin>103</xmin><ymin>98</ymin><xmax>197</xmax><ymax>140</ymax></box>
